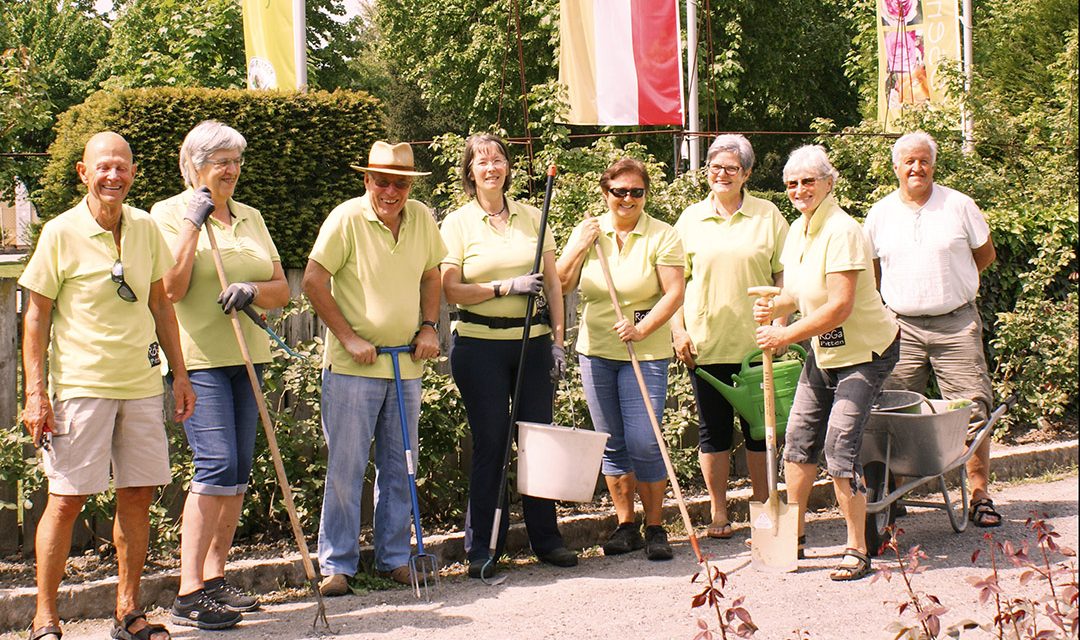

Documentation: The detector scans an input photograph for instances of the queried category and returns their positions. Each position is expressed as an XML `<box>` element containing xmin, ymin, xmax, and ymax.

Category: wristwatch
<box><xmin>420</xmin><ymin>320</ymin><xmax>439</xmax><ymax>331</ymax></box>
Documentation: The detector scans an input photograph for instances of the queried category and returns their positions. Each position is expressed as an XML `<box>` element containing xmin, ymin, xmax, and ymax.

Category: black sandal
<box><xmin>830</xmin><ymin>548</ymin><xmax>871</xmax><ymax>581</ymax></box>
<box><xmin>970</xmin><ymin>497</ymin><xmax>1003</xmax><ymax>528</ymax></box>
<box><xmin>29</xmin><ymin>625</ymin><xmax>62</xmax><ymax>640</ymax></box>
<box><xmin>111</xmin><ymin>611</ymin><xmax>171</xmax><ymax>640</ymax></box>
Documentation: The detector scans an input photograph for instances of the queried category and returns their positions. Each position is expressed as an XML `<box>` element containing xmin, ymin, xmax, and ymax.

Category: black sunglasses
<box><xmin>111</xmin><ymin>260</ymin><xmax>137</xmax><ymax>303</ymax></box>
<box><xmin>608</xmin><ymin>187</ymin><xmax>645</xmax><ymax>199</ymax></box>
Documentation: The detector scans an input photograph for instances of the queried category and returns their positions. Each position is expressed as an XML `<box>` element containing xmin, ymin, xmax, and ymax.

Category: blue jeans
<box><xmin>317</xmin><ymin>369</ymin><xmax>420</xmax><ymax>576</ymax></box>
<box><xmin>578</xmin><ymin>355</ymin><xmax>669</xmax><ymax>482</ymax></box>
<box><xmin>182</xmin><ymin>365</ymin><xmax>262</xmax><ymax>496</ymax></box>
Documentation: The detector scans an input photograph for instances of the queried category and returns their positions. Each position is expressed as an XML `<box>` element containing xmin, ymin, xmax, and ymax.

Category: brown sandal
<box><xmin>970</xmin><ymin>498</ymin><xmax>1003</xmax><ymax>528</ymax></box>
<box><xmin>111</xmin><ymin>611</ymin><xmax>171</xmax><ymax>640</ymax></box>
<box><xmin>830</xmin><ymin>548</ymin><xmax>871</xmax><ymax>581</ymax></box>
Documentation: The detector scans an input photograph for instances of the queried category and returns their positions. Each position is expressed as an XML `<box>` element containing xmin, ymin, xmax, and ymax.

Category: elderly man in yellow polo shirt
<box><xmin>20</xmin><ymin>131</ymin><xmax>195</xmax><ymax>640</ymax></box>
<box><xmin>302</xmin><ymin>141</ymin><xmax>447</xmax><ymax>596</ymax></box>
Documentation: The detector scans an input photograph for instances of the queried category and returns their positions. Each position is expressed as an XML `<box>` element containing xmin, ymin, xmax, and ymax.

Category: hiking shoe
<box><xmin>644</xmin><ymin>525</ymin><xmax>673</xmax><ymax>561</ymax></box>
<box><xmin>204</xmin><ymin>576</ymin><xmax>259</xmax><ymax>612</ymax></box>
<box><xmin>376</xmin><ymin>566</ymin><xmax>412</xmax><ymax>585</ymax></box>
<box><xmin>537</xmin><ymin>546</ymin><xmax>579</xmax><ymax>567</ymax></box>
<box><xmin>318</xmin><ymin>574</ymin><xmax>350</xmax><ymax>597</ymax></box>
<box><xmin>171</xmin><ymin>589</ymin><xmax>243</xmax><ymax>629</ymax></box>
<box><xmin>602</xmin><ymin>523</ymin><xmax>644</xmax><ymax>556</ymax></box>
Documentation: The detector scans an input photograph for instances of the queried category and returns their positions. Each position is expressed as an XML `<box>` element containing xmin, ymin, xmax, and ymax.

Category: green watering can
<box><xmin>694</xmin><ymin>344</ymin><xmax>807</xmax><ymax>441</ymax></box>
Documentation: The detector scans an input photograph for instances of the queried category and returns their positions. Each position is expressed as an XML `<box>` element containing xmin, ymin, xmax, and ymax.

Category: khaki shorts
<box><xmin>44</xmin><ymin>395</ymin><xmax>171</xmax><ymax>495</ymax></box>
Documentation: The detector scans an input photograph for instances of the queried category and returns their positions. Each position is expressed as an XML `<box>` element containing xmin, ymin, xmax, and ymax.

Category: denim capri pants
<box><xmin>183</xmin><ymin>364</ymin><xmax>263</xmax><ymax>496</ymax></box>
<box><xmin>783</xmin><ymin>339</ymin><xmax>899</xmax><ymax>491</ymax></box>
<box><xmin>579</xmin><ymin>354</ymin><xmax>669</xmax><ymax>483</ymax></box>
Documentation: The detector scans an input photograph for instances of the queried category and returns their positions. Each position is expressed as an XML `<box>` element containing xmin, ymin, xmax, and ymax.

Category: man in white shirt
<box><xmin>864</xmin><ymin>131</ymin><xmax>1000</xmax><ymax>527</ymax></box>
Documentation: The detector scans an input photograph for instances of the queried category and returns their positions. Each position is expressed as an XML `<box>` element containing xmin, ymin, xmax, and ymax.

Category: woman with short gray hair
<box><xmin>751</xmin><ymin>144</ymin><xmax>898</xmax><ymax>581</ymax></box>
<box><xmin>151</xmin><ymin>120</ymin><xmax>291</xmax><ymax>628</ymax></box>
<box><xmin>672</xmin><ymin>134</ymin><xmax>789</xmax><ymax>540</ymax></box>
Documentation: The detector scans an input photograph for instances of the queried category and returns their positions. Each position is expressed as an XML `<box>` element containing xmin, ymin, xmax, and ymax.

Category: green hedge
<box><xmin>39</xmin><ymin>87</ymin><xmax>384</xmax><ymax>268</ymax></box>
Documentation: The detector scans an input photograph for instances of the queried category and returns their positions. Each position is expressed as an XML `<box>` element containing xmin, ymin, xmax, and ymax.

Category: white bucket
<box><xmin>516</xmin><ymin>421</ymin><xmax>609</xmax><ymax>503</ymax></box>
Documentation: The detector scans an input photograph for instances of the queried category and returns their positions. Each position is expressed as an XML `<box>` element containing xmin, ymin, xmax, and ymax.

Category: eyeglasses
<box><xmin>111</xmin><ymin>260</ymin><xmax>137</xmax><ymax>303</ymax></box>
<box><xmin>785</xmin><ymin>177</ymin><xmax>819</xmax><ymax>190</ymax></box>
<box><xmin>707</xmin><ymin>163</ymin><xmax>742</xmax><ymax>176</ymax></box>
<box><xmin>473</xmin><ymin>159</ymin><xmax>508</xmax><ymax>169</ymax></box>
<box><xmin>608</xmin><ymin>187</ymin><xmax>646</xmax><ymax>199</ymax></box>
<box><xmin>207</xmin><ymin>156</ymin><xmax>244</xmax><ymax>169</ymax></box>
<box><xmin>371</xmin><ymin>176</ymin><xmax>413</xmax><ymax>190</ymax></box>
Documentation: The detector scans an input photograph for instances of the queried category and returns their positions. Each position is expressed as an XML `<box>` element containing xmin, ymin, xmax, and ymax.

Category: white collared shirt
<box><xmin>864</xmin><ymin>184</ymin><xmax>990</xmax><ymax>316</ymax></box>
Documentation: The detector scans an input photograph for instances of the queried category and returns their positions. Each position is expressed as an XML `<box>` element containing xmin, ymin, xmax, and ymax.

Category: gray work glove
<box><xmin>500</xmin><ymin>272</ymin><xmax>544</xmax><ymax>296</ymax></box>
<box><xmin>185</xmin><ymin>186</ymin><xmax>215</xmax><ymax>229</ymax></box>
<box><xmin>218</xmin><ymin>282</ymin><xmax>257</xmax><ymax>314</ymax></box>
<box><xmin>550</xmin><ymin>344</ymin><xmax>566</xmax><ymax>382</ymax></box>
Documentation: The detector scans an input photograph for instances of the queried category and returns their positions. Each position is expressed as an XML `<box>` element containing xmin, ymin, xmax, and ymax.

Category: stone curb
<box><xmin>1</xmin><ymin>439</ymin><xmax>1075</xmax><ymax>631</ymax></box>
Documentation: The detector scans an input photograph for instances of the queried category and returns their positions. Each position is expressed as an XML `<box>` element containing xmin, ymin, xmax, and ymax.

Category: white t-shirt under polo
<box><xmin>864</xmin><ymin>184</ymin><xmax>990</xmax><ymax>316</ymax></box>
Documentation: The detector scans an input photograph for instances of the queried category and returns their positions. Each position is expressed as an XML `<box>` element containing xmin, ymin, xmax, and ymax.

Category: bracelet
<box><xmin>493</xmin><ymin>281</ymin><xmax>503</xmax><ymax>298</ymax></box>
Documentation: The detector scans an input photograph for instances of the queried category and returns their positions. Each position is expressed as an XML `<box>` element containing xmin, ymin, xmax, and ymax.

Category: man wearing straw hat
<box><xmin>302</xmin><ymin>141</ymin><xmax>447</xmax><ymax>596</ymax></box>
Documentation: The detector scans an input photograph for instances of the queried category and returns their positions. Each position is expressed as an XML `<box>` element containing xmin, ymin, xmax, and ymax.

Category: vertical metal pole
<box><xmin>686</xmin><ymin>0</ymin><xmax>701</xmax><ymax>170</ymax></box>
<box><xmin>961</xmin><ymin>0</ymin><xmax>974</xmax><ymax>153</ymax></box>
<box><xmin>294</xmin><ymin>0</ymin><xmax>308</xmax><ymax>92</ymax></box>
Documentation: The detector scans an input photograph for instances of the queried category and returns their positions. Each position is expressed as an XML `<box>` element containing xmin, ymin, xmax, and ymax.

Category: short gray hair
<box><xmin>179</xmin><ymin>120</ymin><xmax>247</xmax><ymax>187</ymax></box>
<box><xmin>783</xmin><ymin>145</ymin><xmax>839</xmax><ymax>183</ymax></box>
<box><xmin>891</xmin><ymin>131</ymin><xmax>938</xmax><ymax>166</ymax></box>
<box><xmin>706</xmin><ymin>134</ymin><xmax>755</xmax><ymax>171</ymax></box>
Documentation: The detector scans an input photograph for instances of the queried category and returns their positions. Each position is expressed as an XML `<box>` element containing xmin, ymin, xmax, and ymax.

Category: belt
<box><xmin>456</xmin><ymin>308</ymin><xmax>546</xmax><ymax>329</ymax></box>
<box><xmin>895</xmin><ymin>300</ymin><xmax>975</xmax><ymax>319</ymax></box>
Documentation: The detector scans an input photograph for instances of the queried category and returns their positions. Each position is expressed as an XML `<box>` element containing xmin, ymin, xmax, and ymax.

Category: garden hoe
<box><xmin>377</xmin><ymin>345</ymin><xmax>440</xmax><ymax>600</ymax></box>
<box><xmin>204</xmin><ymin>224</ymin><xmax>331</xmax><ymax>631</ymax></box>
<box><xmin>584</xmin><ymin>209</ymin><xmax>707</xmax><ymax>566</ymax></box>
<box><xmin>747</xmin><ymin>285</ymin><xmax>799</xmax><ymax>573</ymax></box>
<box><xmin>481</xmin><ymin>164</ymin><xmax>558</xmax><ymax>586</ymax></box>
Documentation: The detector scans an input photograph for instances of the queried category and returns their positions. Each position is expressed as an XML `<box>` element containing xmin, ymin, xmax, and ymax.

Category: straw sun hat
<box><xmin>350</xmin><ymin>141</ymin><xmax>431</xmax><ymax>176</ymax></box>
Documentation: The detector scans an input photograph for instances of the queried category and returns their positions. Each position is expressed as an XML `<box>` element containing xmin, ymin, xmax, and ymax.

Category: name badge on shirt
<box><xmin>147</xmin><ymin>341</ymin><xmax>161</xmax><ymax>367</ymax></box>
<box><xmin>818</xmin><ymin>327</ymin><xmax>846</xmax><ymax>348</ymax></box>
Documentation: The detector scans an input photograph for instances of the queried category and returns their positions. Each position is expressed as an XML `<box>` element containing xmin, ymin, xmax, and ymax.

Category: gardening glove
<box><xmin>218</xmin><ymin>282</ymin><xmax>258</xmax><ymax>314</ymax></box>
<box><xmin>499</xmin><ymin>272</ymin><xmax>543</xmax><ymax>296</ymax></box>
<box><xmin>550</xmin><ymin>344</ymin><xmax>566</xmax><ymax>382</ymax></box>
<box><xmin>184</xmin><ymin>186</ymin><xmax>215</xmax><ymax>229</ymax></box>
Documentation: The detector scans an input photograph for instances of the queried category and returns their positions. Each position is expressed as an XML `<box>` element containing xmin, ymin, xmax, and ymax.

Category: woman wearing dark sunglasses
<box><xmin>150</xmin><ymin>121</ymin><xmax>290</xmax><ymax>628</ymax></box>
<box><xmin>556</xmin><ymin>158</ymin><xmax>685</xmax><ymax>561</ymax></box>
<box><xmin>751</xmin><ymin>145</ymin><xmax>898</xmax><ymax>581</ymax></box>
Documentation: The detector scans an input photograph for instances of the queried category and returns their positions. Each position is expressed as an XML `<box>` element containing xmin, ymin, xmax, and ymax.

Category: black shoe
<box><xmin>644</xmin><ymin>525</ymin><xmax>673</xmax><ymax>561</ymax></box>
<box><xmin>602</xmin><ymin>523</ymin><xmax>644</xmax><ymax>556</ymax></box>
<box><xmin>537</xmin><ymin>546</ymin><xmax>579</xmax><ymax>567</ymax></box>
<box><xmin>467</xmin><ymin>558</ymin><xmax>500</xmax><ymax>579</ymax></box>
<box><xmin>204</xmin><ymin>576</ymin><xmax>259</xmax><ymax>612</ymax></box>
<box><xmin>171</xmin><ymin>589</ymin><xmax>242</xmax><ymax>629</ymax></box>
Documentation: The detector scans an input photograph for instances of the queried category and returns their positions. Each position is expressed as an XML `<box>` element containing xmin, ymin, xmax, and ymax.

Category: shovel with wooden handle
<box><xmin>747</xmin><ymin>285</ymin><xmax>799</xmax><ymax>573</ymax></box>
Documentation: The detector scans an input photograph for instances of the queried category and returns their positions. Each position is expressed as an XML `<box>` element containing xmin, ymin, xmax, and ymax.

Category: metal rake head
<box><xmin>409</xmin><ymin>553</ymin><xmax>440</xmax><ymax>600</ymax></box>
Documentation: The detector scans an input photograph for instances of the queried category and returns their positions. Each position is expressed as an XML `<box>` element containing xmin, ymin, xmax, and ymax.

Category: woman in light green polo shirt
<box><xmin>151</xmin><ymin>121</ymin><xmax>290</xmax><ymax>627</ymax></box>
<box><xmin>752</xmin><ymin>145</ymin><xmax>899</xmax><ymax>582</ymax></box>
<box><xmin>557</xmin><ymin>158</ymin><xmax>685</xmax><ymax>561</ymax></box>
<box><xmin>671</xmin><ymin>134</ymin><xmax>789</xmax><ymax>541</ymax></box>
<box><xmin>440</xmin><ymin>134</ymin><xmax>577</xmax><ymax>576</ymax></box>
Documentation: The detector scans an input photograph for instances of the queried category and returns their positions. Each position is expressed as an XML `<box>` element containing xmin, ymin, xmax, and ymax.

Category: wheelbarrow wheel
<box><xmin>863</xmin><ymin>461</ymin><xmax>896</xmax><ymax>557</ymax></box>
<box><xmin>941</xmin><ymin>471</ymin><xmax>969</xmax><ymax>533</ymax></box>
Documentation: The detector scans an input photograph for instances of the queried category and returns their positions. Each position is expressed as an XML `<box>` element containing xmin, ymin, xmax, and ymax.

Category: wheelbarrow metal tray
<box><xmin>861</xmin><ymin>399</ymin><xmax>973</xmax><ymax>478</ymax></box>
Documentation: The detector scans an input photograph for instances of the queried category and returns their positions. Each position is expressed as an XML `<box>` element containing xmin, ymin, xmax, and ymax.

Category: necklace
<box><xmin>486</xmin><ymin>201</ymin><xmax>507</xmax><ymax>217</ymax></box>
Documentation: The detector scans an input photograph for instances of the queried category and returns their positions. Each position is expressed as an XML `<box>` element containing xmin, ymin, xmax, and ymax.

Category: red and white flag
<box><xmin>558</xmin><ymin>0</ymin><xmax>685</xmax><ymax>126</ymax></box>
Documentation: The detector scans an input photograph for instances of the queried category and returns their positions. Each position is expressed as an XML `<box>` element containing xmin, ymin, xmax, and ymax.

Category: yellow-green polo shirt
<box><xmin>151</xmin><ymin>190</ymin><xmax>280</xmax><ymax>370</ymax></box>
<box><xmin>566</xmin><ymin>211</ymin><xmax>684</xmax><ymax>361</ymax></box>
<box><xmin>675</xmin><ymin>193</ymin><xmax>789</xmax><ymax>364</ymax></box>
<box><xmin>440</xmin><ymin>198</ymin><xmax>555</xmax><ymax>340</ymax></box>
<box><xmin>781</xmin><ymin>195</ymin><xmax>898</xmax><ymax>368</ymax></box>
<box><xmin>308</xmin><ymin>194</ymin><xmax>447</xmax><ymax>379</ymax></box>
<box><xmin>18</xmin><ymin>198</ymin><xmax>174</xmax><ymax>400</ymax></box>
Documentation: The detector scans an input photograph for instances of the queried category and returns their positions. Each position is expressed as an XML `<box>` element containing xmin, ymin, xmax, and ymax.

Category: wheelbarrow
<box><xmin>860</xmin><ymin>391</ymin><xmax>1013</xmax><ymax>555</ymax></box>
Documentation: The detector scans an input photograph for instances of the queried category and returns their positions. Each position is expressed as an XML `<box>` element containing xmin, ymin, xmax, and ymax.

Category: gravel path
<box><xmin>7</xmin><ymin>475</ymin><xmax>1076</xmax><ymax>640</ymax></box>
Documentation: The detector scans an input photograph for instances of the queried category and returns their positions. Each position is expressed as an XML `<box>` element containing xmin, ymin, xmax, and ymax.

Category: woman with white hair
<box><xmin>151</xmin><ymin>120</ymin><xmax>290</xmax><ymax>628</ymax></box>
<box><xmin>671</xmin><ymin>134</ymin><xmax>789</xmax><ymax>540</ymax></box>
<box><xmin>751</xmin><ymin>145</ymin><xmax>899</xmax><ymax>581</ymax></box>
